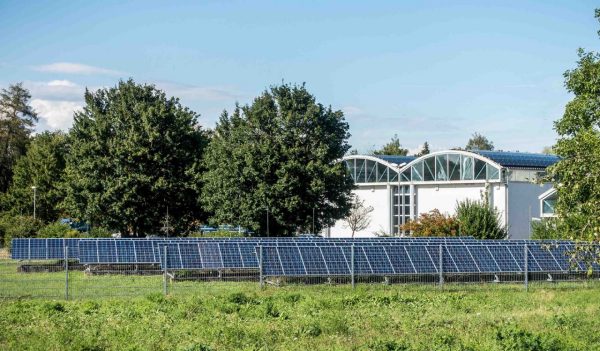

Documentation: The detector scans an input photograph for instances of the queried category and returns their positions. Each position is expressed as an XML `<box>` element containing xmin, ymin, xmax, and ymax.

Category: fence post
<box><xmin>259</xmin><ymin>245</ymin><xmax>264</xmax><ymax>288</ymax></box>
<box><xmin>351</xmin><ymin>244</ymin><xmax>355</xmax><ymax>289</ymax></box>
<box><xmin>64</xmin><ymin>246</ymin><xmax>69</xmax><ymax>300</ymax></box>
<box><xmin>438</xmin><ymin>244</ymin><xmax>444</xmax><ymax>288</ymax></box>
<box><xmin>163</xmin><ymin>245</ymin><xmax>168</xmax><ymax>296</ymax></box>
<box><xmin>524</xmin><ymin>244</ymin><xmax>529</xmax><ymax>292</ymax></box>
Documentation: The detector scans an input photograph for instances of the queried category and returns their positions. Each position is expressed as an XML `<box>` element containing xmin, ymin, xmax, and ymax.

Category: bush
<box><xmin>400</xmin><ymin>209</ymin><xmax>459</xmax><ymax>237</ymax></box>
<box><xmin>455</xmin><ymin>198</ymin><xmax>507</xmax><ymax>239</ymax></box>
<box><xmin>88</xmin><ymin>226</ymin><xmax>112</xmax><ymax>238</ymax></box>
<box><xmin>531</xmin><ymin>218</ymin><xmax>564</xmax><ymax>240</ymax></box>
<box><xmin>495</xmin><ymin>324</ymin><xmax>562</xmax><ymax>351</ymax></box>
<box><xmin>38</xmin><ymin>222</ymin><xmax>80</xmax><ymax>238</ymax></box>
<box><xmin>0</xmin><ymin>213</ymin><xmax>43</xmax><ymax>248</ymax></box>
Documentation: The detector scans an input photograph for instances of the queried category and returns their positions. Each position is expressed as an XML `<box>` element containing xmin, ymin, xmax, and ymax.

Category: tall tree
<box><xmin>62</xmin><ymin>79</ymin><xmax>208</xmax><ymax>236</ymax></box>
<box><xmin>549</xmin><ymin>9</ymin><xmax>600</xmax><ymax>245</ymax></box>
<box><xmin>415</xmin><ymin>141</ymin><xmax>430</xmax><ymax>156</ymax></box>
<box><xmin>0</xmin><ymin>83</ymin><xmax>38</xmax><ymax>192</ymax></box>
<box><xmin>465</xmin><ymin>132</ymin><xmax>494</xmax><ymax>151</ymax></box>
<box><xmin>373</xmin><ymin>134</ymin><xmax>408</xmax><ymax>155</ymax></box>
<box><xmin>3</xmin><ymin>131</ymin><xmax>68</xmax><ymax>222</ymax></box>
<box><xmin>202</xmin><ymin>83</ymin><xmax>354</xmax><ymax>236</ymax></box>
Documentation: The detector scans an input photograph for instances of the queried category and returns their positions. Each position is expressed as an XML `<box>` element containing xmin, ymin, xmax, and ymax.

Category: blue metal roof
<box><xmin>373</xmin><ymin>155</ymin><xmax>417</xmax><ymax>165</ymax></box>
<box><xmin>472</xmin><ymin>150</ymin><xmax>559</xmax><ymax>169</ymax></box>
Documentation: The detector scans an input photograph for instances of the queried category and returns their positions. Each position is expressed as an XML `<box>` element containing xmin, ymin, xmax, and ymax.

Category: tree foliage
<box><xmin>549</xmin><ymin>9</ymin><xmax>600</xmax><ymax>244</ymax></box>
<box><xmin>415</xmin><ymin>141</ymin><xmax>430</xmax><ymax>156</ymax></box>
<box><xmin>3</xmin><ymin>131</ymin><xmax>68</xmax><ymax>222</ymax></box>
<box><xmin>343</xmin><ymin>195</ymin><xmax>374</xmax><ymax>238</ymax></box>
<box><xmin>201</xmin><ymin>83</ymin><xmax>354</xmax><ymax>236</ymax></box>
<box><xmin>465</xmin><ymin>132</ymin><xmax>494</xmax><ymax>151</ymax></box>
<box><xmin>0</xmin><ymin>83</ymin><xmax>38</xmax><ymax>192</ymax></box>
<box><xmin>455</xmin><ymin>198</ymin><xmax>507</xmax><ymax>239</ymax></box>
<box><xmin>400</xmin><ymin>209</ymin><xmax>459</xmax><ymax>237</ymax></box>
<box><xmin>373</xmin><ymin>134</ymin><xmax>408</xmax><ymax>155</ymax></box>
<box><xmin>62</xmin><ymin>79</ymin><xmax>208</xmax><ymax>236</ymax></box>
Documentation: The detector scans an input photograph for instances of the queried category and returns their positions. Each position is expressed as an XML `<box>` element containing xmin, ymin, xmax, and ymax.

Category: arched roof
<box><xmin>341</xmin><ymin>150</ymin><xmax>558</xmax><ymax>184</ymax></box>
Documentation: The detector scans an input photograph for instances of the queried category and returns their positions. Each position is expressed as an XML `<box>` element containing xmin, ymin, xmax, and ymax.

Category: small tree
<box><xmin>373</xmin><ymin>134</ymin><xmax>408</xmax><ymax>155</ymax></box>
<box><xmin>343</xmin><ymin>195</ymin><xmax>374</xmax><ymax>238</ymax></box>
<box><xmin>465</xmin><ymin>132</ymin><xmax>494</xmax><ymax>151</ymax></box>
<box><xmin>400</xmin><ymin>209</ymin><xmax>459</xmax><ymax>237</ymax></box>
<box><xmin>455</xmin><ymin>198</ymin><xmax>507</xmax><ymax>239</ymax></box>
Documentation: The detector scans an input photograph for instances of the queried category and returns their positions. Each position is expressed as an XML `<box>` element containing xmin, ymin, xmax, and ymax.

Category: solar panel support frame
<box><xmin>351</xmin><ymin>245</ymin><xmax>355</xmax><ymax>289</ymax></box>
<box><xmin>438</xmin><ymin>244</ymin><xmax>444</xmax><ymax>288</ymax></box>
<box><xmin>524</xmin><ymin>244</ymin><xmax>529</xmax><ymax>292</ymax></box>
<box><xmin>163</xmin><ymin>245</ymin><xmax>168</xmax><ymax>296</ymax></box>
<box><xmin>259</xmin><ymin>245</ymin><xmax>264</xmax><ymax>289</ymax></box>
<box><xmin>64</xmin><ymin>246</ymin><xmax>69</xmax><ymax>300</ymax></box>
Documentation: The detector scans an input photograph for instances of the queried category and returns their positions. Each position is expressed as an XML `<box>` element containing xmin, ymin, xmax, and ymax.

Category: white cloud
<box><xmin>33</xmin><ymin>62</ymin><xmax>124</xmax><ymax>76</ymax></box>
<box><xmin>25</xmin><ymin>80</ymin><xmax>84</xmax><ymax>101</ymax></box>
<box><xmin>31</xmin><ymin>99</ymin><xmax>81</xmax><ymax>131</ymax></box>
<box><xmin>155</xmin><ymin>81</ymin><xmax>243</xmax><ymax>101</ymax></box>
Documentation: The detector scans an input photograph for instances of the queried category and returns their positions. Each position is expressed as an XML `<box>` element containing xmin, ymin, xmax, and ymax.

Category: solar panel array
<box><xmin>11</xmin><ymin>237</ymin><xmax>595</xmax><ymax>279</ymax></box>
<box><xmin>473</xmin><ymin>150</ymin><xmax>560</xmax><ymax>169</ymax></box>
<box><xmin>258</xmin><ymin>244</ymin><xmax>590</xmax><ymax>276</ymax></box>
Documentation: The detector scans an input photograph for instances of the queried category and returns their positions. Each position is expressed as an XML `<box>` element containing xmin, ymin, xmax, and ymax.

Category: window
<box><xmin>448</xmin><ymin>154</ymin><xmax>460</xmax><ymax>180</ymax></box>
<box><xmin>486</xmin><ymin>164</ymin><xmax>500</xmax><ymax>180</ymax></box>
<box><xmin>366</xmin><ymin>160</ymin><xmax>377</xmax><ymax>183</ymax></box>
<box><xmin>542</xmin><ymin>198</ymin><xmax>556</xmax><ymax>214</ymax></box>
<box><xmin>392</xmin><ymin>185</ymin><xmax>411</xmax><ymax>235</ymax></box>
<box><xmin>424</xmin><ymin>157</ymin><xmax>435</xmax><ymax>181</ymax></box>
<box><xmin>462</xmin><ymin>156</ymin><xmax>474</xmax><ymax>180</ymax></box>
<box><xmin>411</xmin><ymin>161</ymin><xmax>423</xmax><ymax>181</ymax></box>
<box><xmin>474</xmin><ymin>159</ymin><xmax>486</xmax><ymax>180</ymax></box>
<box><xmin>435</xmin><ymin>155</ymin><xmax>448</xmax><ymax>181</ymax></box>
<box><xmin>377</xmin><ymin>162</ymin><xmax>388</xmax><ymax>182</ymax></box>
<box><xmin>355</xmin><ymin>159</ymin><xmax>365</xmax><ymax>183</ymax></box>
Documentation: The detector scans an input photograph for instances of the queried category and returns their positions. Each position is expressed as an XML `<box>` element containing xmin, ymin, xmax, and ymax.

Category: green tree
<box><xmin>62</xmin><ymin>79</ymin><xmax>208</xmax><ymax>236</ymax></box>
<box><xmin>202</xmin><ymin>83</ymin><xmax>354</xmax><ymax>236</ymax></box>
<box><xmin>465</xmin><ymin>132</ymin><xmax>494</xmax><ymax>151</ymax></box>
<box><xmin>3</xmin><ymin>131</ymin><xmax>68</xmax><ymax>222</ymax></box>
<box><xmin>373</xmin><ymin>134</ymin><xmax>408</xmax><ymax>155</ymax></box>
<box><xmin>415</xmin><ymin>141</ymin><xmax>430</xmax><ymax>156</ymax></box>
<box><xmin>0</xmin><ymin>83</ymin><xmax>38</xmax><ymax>192</ymax></box>
<box><xmin>549</xmin><ymin>9</ymin><xmax>600</xmax><ymax>245</ymax></box>
<box><xmin>455</xmin><ymin>198</ymin><xmax>507</xmax><ymax>239</ymax></box>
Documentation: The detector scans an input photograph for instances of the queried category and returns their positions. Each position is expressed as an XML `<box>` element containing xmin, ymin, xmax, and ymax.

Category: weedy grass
<box><xmin>1</xmin><ymin>280</ymin><xmax>600</xmax><ymax>350</ymax></box>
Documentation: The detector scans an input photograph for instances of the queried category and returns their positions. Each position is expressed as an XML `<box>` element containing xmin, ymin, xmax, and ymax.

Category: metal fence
<box><xmin>1</xmin><ymin>242</ymin><xmax>599</xmax><ymax>300</ymax></box>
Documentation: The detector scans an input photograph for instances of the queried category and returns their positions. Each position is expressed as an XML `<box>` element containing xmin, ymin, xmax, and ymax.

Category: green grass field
<box><xmin>1</xmin><ymin>279</ymin><xmax>600</xmax><ymax>351</ymax></box>
<box><xmin>1</xmin><ymin>252</ymin><xmax>600</xmax><ymax>351</ymax></box>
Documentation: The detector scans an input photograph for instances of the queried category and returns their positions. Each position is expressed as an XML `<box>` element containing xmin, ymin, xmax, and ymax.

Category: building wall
<box><xmin>328</xmin><ymin>184</ymin><xmax>390</xmax><ymax>238</ymax></box>
<box><xmin>507</xmin><ymin>182</ymin><xmax>553</xmax><ymax>239</ymax></box>
<box><xmin>415</xmin><ymin>183</ymin><xmax>487</xmax><ymax>216</ymax></box>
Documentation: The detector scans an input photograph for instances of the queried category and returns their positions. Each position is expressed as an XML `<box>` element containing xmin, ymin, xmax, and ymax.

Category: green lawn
<box><xmin>1</xmin><ymin>279</ymin><xmax>600</xmax><ymax>351</ymax></box>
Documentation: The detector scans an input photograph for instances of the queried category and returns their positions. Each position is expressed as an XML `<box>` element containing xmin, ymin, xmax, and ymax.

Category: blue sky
<box><xmin>1</xmin><ymin>1</ymin><xmax>598</xmax><ymax>153</ymax></box>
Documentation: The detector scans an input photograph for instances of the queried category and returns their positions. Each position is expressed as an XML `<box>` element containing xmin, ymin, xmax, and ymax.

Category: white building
<box><xmin>326</xmin><ymin>150</ymin><xmax>559</xmax><ymax>239</ymax></box>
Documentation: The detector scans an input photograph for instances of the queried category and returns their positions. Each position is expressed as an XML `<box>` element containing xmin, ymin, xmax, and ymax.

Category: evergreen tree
<box><xmin>202</xmin><ymin>83</ymin><xmax>354</xmax><ymax>236</ymax></box>
<box><xmin>415</xmin><ymin>141</ymin><xmax>430</xmax><ymax>156</ymax></box>
<box><xmin>0</xmin><ymin>83</ymin><xmax>38</xmax><ymax>192</ymax></box>
<box><xmin>3</xmin><ymin>131</ymin><xmax>68</xmax><ymax>222</ymax></box>
<box><xmin>62</xmin><ymin>79</ymin><xmax>208</xmax><ymax>236</ymax></box>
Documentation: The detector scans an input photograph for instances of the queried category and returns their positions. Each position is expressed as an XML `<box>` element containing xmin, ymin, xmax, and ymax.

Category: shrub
<box><xmin>400</xmin><ymin>209</ymin><xmax>459</xmax><ymax>237</ymax></box>
<box><xmin>88</xmin><ymin>226</ymin><xmax>112</xmax><ymax>238</ymax></box>
<box><xmin>38</xmin><ymin>222</ymin><xmax>80</xmax><ymax>238</ymax></box>
<box><xmin>531</xmin><ymin>218</ymin><xmax>564</xmax><ymax>240</ymax></box>
<box><xmin>455</xmin><ymin>198</ymin><xmax>507</xmax><ymax>239</ymax></box>
<box><xmin>495</xmin><ymin>324</ymin><xmax>562</xmax><ymax>351</ymax></box>
<box><xmin>0</xmin><ymin>214</ymin><xmax>43</xmax><ymax>248</ymax></box>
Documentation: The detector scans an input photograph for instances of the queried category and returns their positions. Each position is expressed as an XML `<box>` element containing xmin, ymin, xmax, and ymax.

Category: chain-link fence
<box><xmin>1</xmin><ymin>240</ymin><xmax>599</xmax><ymax>300</ymax></box>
